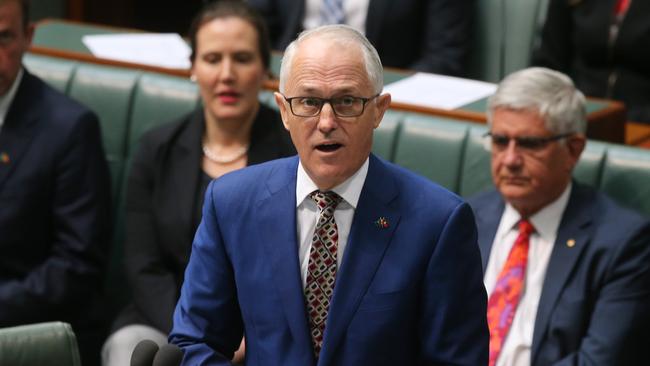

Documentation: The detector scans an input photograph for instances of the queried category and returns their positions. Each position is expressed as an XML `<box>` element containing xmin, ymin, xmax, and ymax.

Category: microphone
<box><xmin>130</xmin><ymin>339</ymin><xmax>160</xmax><ymax>366</ymax></box>
<box><xmin>152</xmin><ymin>343</ymin><xmax>184</xmax><ymax>366</ymax></box>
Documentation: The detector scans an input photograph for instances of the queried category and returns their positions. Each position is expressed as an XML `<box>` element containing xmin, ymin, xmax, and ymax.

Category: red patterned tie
<box><xmin>305</xmin><ymin>190</ymin><xmax>343</xmax><ymax>358</ymax></box>
<box><xmin>487</xmin><ymin>219</ymin><xmax>535</xmax><ymax>366</ymax></box>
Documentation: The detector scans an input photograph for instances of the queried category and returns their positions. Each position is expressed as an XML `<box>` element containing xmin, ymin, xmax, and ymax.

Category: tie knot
<box><xmin>518</xmin><ymin>219</ymin><xmax>535</xmax><ymax>237</ymax></box>
<box><xmin>310</xmin><ymin>190</ymin><xmax>342</xmax><ymax>211</ymax></box>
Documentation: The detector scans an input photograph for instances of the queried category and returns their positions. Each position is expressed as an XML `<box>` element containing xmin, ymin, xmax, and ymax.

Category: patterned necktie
<box><xmin>305</xmin><ymin>190</ymin><xmax>343</xmax><ymax>358</ymax></box>
<box><xmin>320</xmin><ymin>0</ymin><xmax>346</xmax><ymax>25</ymax></box>
<box><xmin>487</xmin><ymin>219</ymin><xmax>535</xmax><ymax>366</ymax></box>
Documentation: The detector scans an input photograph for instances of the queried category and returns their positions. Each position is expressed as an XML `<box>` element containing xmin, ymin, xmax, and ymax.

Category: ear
<box><xmin>274</xmin><ymin>92</ymin><xmax>290</xmax><ymax>130</ymax></box>
<box><xmin>21</xmin><ymin>23</ymin><xmax>34</xmax><ymax>53</ymax></box>
<box><xmin>566</xmin><ymin>133</ymin><xmax>586</xmax><ymax>168</ymax></box>
<box><xmin>373</xmin><ymin>93</ymin><xmax>391</xmax><ymax>128</ymax></box>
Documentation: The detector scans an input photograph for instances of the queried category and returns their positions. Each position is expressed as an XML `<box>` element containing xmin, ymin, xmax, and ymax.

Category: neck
<box><xmin>203</xmin><ymin>103</ymin><xmax>259</xmax><ymax>146</ymax></box>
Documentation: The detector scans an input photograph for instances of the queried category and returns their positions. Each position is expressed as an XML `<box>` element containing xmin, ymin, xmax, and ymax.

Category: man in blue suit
<box><xmin>469</xmin><ymin>67</ymin><xmax>650</xmax><ymax>366</ymax></box>
<box><xmin>0</xmin><ymin>1</ymin><xmax>111</xmax><ymax>365</ymax></box>
<box><xmin>170</xmin><ymin>25</ymin><xmax>488</xmax><ymax>365</ymax></box>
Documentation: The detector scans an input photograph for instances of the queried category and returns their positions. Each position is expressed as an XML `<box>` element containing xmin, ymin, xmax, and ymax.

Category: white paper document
<box><xmin>82</xmin><ymin>33</ymin><xmax>192</xmax><ymax>70</ymax></box>
<box><xmin>384</xmin><ymin>73</ymin><xmax>497</xmax><ymax>110</ymax></box>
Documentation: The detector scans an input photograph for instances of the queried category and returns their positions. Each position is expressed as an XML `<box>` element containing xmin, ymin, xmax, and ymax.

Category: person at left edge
<box><xmin>170</xmin><ymin>24</ymin><xmax>488</xmax><ymax>365</ymax></box>
<box><xmin>0</xmin><ymin>1</ymin><xmax>111</xmax><ymax>365</ymax></box>
<box><xmin>102</xmin><ymin>1</ymin><xmax>295</xmax><ymax>365</ymax></box>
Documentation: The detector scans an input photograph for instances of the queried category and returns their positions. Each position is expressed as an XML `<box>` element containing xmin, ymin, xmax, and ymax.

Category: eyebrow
<box><xmin>295</xmin><ymin>86</ymin><xmax>360</xmax><ymax>96</ymax></box>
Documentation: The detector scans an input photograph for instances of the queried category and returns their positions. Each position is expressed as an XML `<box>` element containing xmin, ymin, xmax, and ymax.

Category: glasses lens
<box><xmin>516</xmin><ymin>137</ymin><xmax>549</xmax><ymax>150</ymax></box>
<box><xmin>491</xmin><ymin>134</ymin><xmax>510</xmax><ymax>148</ymax></box>
<box><xmin>332</xmin><ymin>96</ymin><xmax>363</xmax><ymax>117</ymax></box>
<box><xmin>291</xmin><ymin>97</ymin><xmax>323</xmax><ymax>117</ymax></box>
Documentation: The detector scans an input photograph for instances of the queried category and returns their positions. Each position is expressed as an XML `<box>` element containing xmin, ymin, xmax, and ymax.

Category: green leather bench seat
<box><xmin>0</xmin><ymin>322</ymin><xmax>82</xmax><ymax>366</ymax></box>
<box><xmin>22</xmin><ymin>53</ymin><xmax>650</xmax><ymax>324</ymax></box>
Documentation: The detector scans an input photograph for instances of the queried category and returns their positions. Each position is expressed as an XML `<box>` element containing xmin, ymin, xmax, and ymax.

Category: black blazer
<box><xmin>0</xmin><ymin>70</ymin><xmax>111</xmax><ymax>362</ymax></box>
<box><xmin>248</xmin><ymin>0</ymin><xmax>474</xmax><ymax>76</ymax></box>
<box><xmin>115</xmin><ymin>105</ymin><xmax>295</xmax><ymax>333</ymax></box>
<box><xmin>533</xmin><ymin>0</ymin><xmax>650</xmax><ymax>123</ymax></box>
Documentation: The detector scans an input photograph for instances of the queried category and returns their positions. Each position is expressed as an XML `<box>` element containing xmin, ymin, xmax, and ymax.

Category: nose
<box><xmin>317</xmin><ymin>102</ymin><xmax>338</xmax><ymax>134</ymax></box>
<box><xmin>502</xmin><ymin>140</ymin><xmax>523</xmax><ymax>167</ymax></box>
<box><xmin>218</xmin><ymin>58</ymin><xmax>235</xmax><ymax>82</ymax></box>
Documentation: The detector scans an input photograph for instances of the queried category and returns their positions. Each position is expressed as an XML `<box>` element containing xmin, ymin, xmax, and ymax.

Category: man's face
<box><xmin>275</xmin><ymin>37</ymin><xmax>390</xmax><ymax>190</ymax></box>
<box><xmin>490</xmin><ymin>108</ymin><xmax>585</xmax><ymax>216</ymax></box>
<box><xmin>0</xmin><ymin>0</ymin><xmax>32</xmax><ymax>96</ymax></box>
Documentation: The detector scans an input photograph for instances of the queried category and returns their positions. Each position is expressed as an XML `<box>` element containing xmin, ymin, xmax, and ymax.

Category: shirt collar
<box><xmin>0</xmin><ymin>68</ymin><xmax>24</xmax><ymax>131</ymax></box>
<box><xmin>296</xmin><ymin>157</ymin><xmax>369</xmax><ymax>209</ymax></box>
<box><xmin>502</xmin><ymin>182</ymin><xmax>572</xmax><ymax>240</ymax></box>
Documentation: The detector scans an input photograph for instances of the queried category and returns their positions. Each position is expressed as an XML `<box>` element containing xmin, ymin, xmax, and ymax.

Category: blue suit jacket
<box><xmin>469</xmin><ymin>183</ymin><xmax>650</xmax><ymax>366</ymax></box>
<box><xmin>171</xmin><ymin>154</ymin><xmax>488</xmax><ymax>365</ymax></box>
<box><xmin>247</xmin><ymin>0</ymin><xmax>474</xmax><ymax>75</ymax></box>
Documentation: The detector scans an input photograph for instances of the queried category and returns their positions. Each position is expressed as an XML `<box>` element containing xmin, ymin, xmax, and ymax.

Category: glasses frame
<box><xmin>281</xmin><ymin>94</ymin><xmax>380</xmax><ymax>118</ymax></box>
<box><xmin>483</xmin><ymin>132</ymin><xmax>574</xmax><ymax>152</ymax></box>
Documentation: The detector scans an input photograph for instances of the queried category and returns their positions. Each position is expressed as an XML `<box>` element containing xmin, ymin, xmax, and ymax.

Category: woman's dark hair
<box><xmin>187</xmin><ymin>0</ymin><xmax>271</xmax><ymax>69</ymax></box>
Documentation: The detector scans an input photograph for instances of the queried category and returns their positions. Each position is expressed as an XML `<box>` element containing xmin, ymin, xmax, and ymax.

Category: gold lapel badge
<box><xmin>374</xmin><ymin>217</ymin><xmax>390</xmax><ymax>229</ymax></box>
<box><xmin>566</xmin><ymin>239</ymin><xmax>576</xmax><ymax>248</ymax></box>
<box><xmin>0</xmin><ymin>152</ymin><xmax>9</xmax><ymax>164</ymax></box>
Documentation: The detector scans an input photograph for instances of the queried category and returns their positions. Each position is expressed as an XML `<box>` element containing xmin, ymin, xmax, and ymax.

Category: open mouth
<box><xmin>315</xmin><ymin>143</ymin><xmax>342</xmax><ymax>152</ymax></box>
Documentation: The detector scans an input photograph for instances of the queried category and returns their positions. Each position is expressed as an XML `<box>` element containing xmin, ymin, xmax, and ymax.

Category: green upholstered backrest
<box><xmin>502</xmin><ymin>0</ymin><xmax>547</xmax><ymax>76</ymax></box>
<box><xmin>23</xmin><ymin>53</ymin><xmax>77</xmax><ymax>93</ymax></box>
<box><xmin>468</xmin><ymin>0</ymin><xmax>547</xmax><ymax>82</ymax></box>
<box><xmin>128</xmin><ymin>73</ymin><xmax>200</xmax><ymax>154</ymax></box>
<box><xmin>574</xmin><ymin>140</ymin><xmax>607</xmax><ymax>187</ymax></box>
<box><xmin>0</xmin><ymin>322</ymin><xmax>82</xmax><ymax>366</ymax></box>
<box><xmin>459</xmin><ymin>125</ymin><xmax>493</xmax><ymax>197</ymax></box>
<box><xmin>468</xmin><ymin>0</ymin><xmax>504</xmax><ymax>82</ymax></box>
<box><xmin>372</xmin><ymin>110</ymin><xmax>403</xmax><ymax>161</ymax></box>
<box><xmin>68</xmin><ymin>64</ymin><xmax>141</xmax><ymax>200</ymax></box>
<box><xmin>393</xmin><ymin>114</ymin><xmax>471</xmax><ymax>192</ymax></box>
<box><xmin>600</xmin><ymin>146</ymin><xmax>650</xmax><ymax>216</ymax></box>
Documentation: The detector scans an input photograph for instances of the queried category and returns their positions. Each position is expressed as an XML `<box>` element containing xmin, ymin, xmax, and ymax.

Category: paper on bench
<box><xmin>82</xmin><ymin>33</ymin><xmax>191</xmax><ymax>70</ymax></box>
<box><xmin>384</xmin><ymin>72</ymin><xmax>497</xmax><ymax>110</ymax></box>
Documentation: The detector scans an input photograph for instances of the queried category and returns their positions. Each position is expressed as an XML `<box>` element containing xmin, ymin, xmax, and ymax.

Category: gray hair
<box><xmin>278</xmin><ymin>24</ymin><xmax>383</xmax><ymax>94</ymax></box>
<box><xmin>487</xmin><ymin>67</ymin><xmax>587</xmax><ymax>134</ymax></box>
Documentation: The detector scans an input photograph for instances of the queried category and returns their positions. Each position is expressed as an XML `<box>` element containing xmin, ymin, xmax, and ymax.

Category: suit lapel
<box><xmin>319</xmin><ymin>155</ymin><xmax>401</xmax><ymax>365</ymax></box>
<box><xmin>257</xmin><ymin>157</ymin><xmax>314</xmax><ymax>362</ymax></box>
<box><xmin>0</xmin><ymin>72</ymin><xmax>40</xmax><ymax>192</ymax></box>
<box><xmin>159</xmin><ymin>110</ymin><xmax>204</xmax><ymax>247</ymax></box>
<box><xmin>531</xmin><ymin>185</ymin><xmax>593</xmax><ymax>362</ymax></box>
<box><xmin>474</xmin><ymin>192</ymin><xmax>505</xmax><ymax>273</ymax></box>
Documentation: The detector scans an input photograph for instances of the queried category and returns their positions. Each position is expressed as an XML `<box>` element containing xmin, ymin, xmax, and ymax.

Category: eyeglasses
<box><xmin>282</xmin><ymin>94</ymin><xmax>380</xmax><ymax>117</ymax></box>
<box><xmin>484</xmin><ymin>132</ymin><xmax>573</xmax><ymax>151</ymax></box>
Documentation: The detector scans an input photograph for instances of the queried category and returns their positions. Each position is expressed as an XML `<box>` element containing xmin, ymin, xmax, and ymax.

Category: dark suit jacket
<box><xmin>533</xmin><ymin>0</ymin><xmax>650</xmax><ymax>123</ymax></box>
<box><xmin>248</xmin><ymin>0</ymin><xmax>474</xmax><ymax>75</ymax></box>
<box><xmin>170</xmin><ymin>154</ymin><xmax>489</xmax><ymax>365</ymax></box>
<box><xmin>0</xmin><ymin>70</ymin><xmax>111</xmax><ymax>361</ymax></box>
<box><xmin>116</xmin><ymin>105</ymin><xmax>295</xmax><ymax>333</ymax></box>
<box><xmin>469</xmin><ymin>183</ymin><xmax>650</xmax><ymax>365</ymax></box>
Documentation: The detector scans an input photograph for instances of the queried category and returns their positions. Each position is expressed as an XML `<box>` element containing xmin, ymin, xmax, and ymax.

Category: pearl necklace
<box><xmin>202</xmin><ymin>143</ymin><xmax>249</xmax><ymax>164</ymax></box>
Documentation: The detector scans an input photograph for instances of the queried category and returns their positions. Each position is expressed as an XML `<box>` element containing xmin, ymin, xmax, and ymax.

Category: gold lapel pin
<box><xmin>0</xmin><ymin>152</ymin><xmax>9</xmax><ymax>164</ymax></box>
<box><xmin>567</xmin><ymin>239</ymin><xmax>576</xmax><ymax>248</ymax></box>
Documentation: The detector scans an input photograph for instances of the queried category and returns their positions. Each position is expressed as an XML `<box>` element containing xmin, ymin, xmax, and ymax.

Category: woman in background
<box><xmin>533</xmin><ymin>0</ymin><xmax>650</xmax><ymax>123</ymax></box>
<box><xmin>102</xmin><ymin>1</ymin><xmax>295</xmax><ymax>364</ymax></box>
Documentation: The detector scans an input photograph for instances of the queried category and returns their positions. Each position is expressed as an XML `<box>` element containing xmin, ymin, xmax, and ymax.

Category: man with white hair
<box><xmin>170</xmin><ymin>24</ymin><xmax>488</xmax><ymax>365</ymax></box>
<box><xmin>469</xmin><ymin>67</ymin><xmax>650</xmax><ymax>366</ymax></box>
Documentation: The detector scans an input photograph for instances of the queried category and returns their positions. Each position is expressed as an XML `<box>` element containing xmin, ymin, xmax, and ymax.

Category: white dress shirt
<box><xmin>303</xmin><ymin>0</ymin><xmax>371</xmax><ymax>35</ymax></box>
<box><xmin>295</xmin><ymin>158</ymin><xmax>369</xmax><ymax>287</ymax></box>
<box><xmin>484</xmin><ymin>183</ymin><xmax>572</xmax><ymax>366</ymax></box>
<box><xmin>0</xmin><ymin>68</ymin><xmax>24</xmax><ymax>132</ymax></box>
